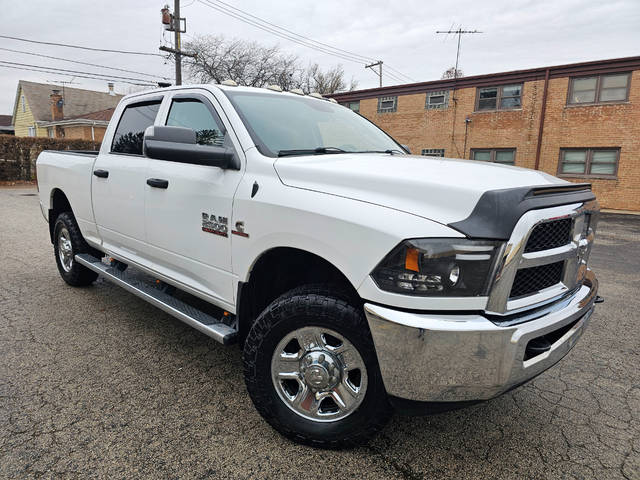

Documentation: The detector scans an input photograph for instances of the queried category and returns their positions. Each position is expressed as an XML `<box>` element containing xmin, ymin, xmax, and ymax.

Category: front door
<box><xmin>92</xmin><ymin>98</ymin><xmax>163</xmax><ymax>261</ymax></box>
<box><xmin>143</xmin><ymin>90</ymin><xmax>244</xmax><ymax>309</ymax></box>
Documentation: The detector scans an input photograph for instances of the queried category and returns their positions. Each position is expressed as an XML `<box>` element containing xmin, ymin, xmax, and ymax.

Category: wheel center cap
<box><xmin>304</xmin><ymin>365</ymin><xmax>329</xmax><ymax>389</ymax></box>
<box><xmin>300</xmin><ymin>351</ymin><xmax>340</xmax><ymax>391</ymax></box>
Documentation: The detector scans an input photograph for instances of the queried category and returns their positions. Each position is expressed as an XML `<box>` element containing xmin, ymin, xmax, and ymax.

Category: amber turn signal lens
<box><xmin>405</xmin><ymin>247</ymin><xmax>420</xmax><ymax>272</ymax></box>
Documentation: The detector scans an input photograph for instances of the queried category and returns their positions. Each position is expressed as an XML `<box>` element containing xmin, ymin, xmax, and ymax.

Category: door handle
<box><xmin>93</xmin><ymin>169</ymin><xmax>109</xmax><ymax>178</ymax></box>
<box><xmin>146</xmin><ymin>178</ymin><xmax>169</xmax><ymax>189</ymax></box>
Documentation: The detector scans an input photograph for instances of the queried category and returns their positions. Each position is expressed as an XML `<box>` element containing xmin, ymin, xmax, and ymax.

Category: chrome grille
<box><xmin>510</xmin><ymin>261</ymin><xmax>564</xmax><ymax>298</ymax></box>
<box><xmin>486</xmin><ymin>200</ymin><xmax>599</xmax><ymax>315</ymax></box>
<box><xmin>524</xmin><ymin>218</ymin><xmax>573</xmax><ymax>253</ymax></box>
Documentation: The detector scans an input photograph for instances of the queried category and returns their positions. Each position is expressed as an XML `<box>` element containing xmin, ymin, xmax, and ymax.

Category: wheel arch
<box><xmin>48</xmin><ymin>188</ymin><xmax>73</xmax><ymax>243</ymax></box>
<box><xmin>236</xmin><ymin>246</ymin><xmax>362</xmax><ymax>346</ymax></box>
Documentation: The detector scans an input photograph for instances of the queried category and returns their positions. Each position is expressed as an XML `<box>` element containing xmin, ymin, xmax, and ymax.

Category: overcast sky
<box><xmin>2</xmin><ymin>0</ymin><xmax>639</xmax><ymax>114</ymax></box>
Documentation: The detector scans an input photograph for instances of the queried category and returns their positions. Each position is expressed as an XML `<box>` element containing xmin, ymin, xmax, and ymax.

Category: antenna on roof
<box><xmin>436</xmin><ymin>26</ymin><xmax>482</xmax><ymax>80</ymax></box>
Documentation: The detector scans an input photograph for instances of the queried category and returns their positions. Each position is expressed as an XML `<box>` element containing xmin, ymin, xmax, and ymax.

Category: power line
<box><xmin>197</xmin><ymin>0</ymin><xmax>414</xmax><ymax>82</ymax></box>
<box><xmin>0</xmin><ymin>47</ymin><xmax>170</xmax><ymax>80</ymax></box>
<box><xmin>0</xmin><ymin>34</ymin><xmax>164</xmax><ymax>57</ymax></box>
<box><xmin>0</xmin><ymin>60</ymin><xmax>158</xmax><ymax>85</ymax></box>
<box><xmin>0</xmin><ymin>64</ymin><xmax>156</xmax><ymax>86</ymax></box>
<box><xmin>207</xmin><ymin>0</ymin><xmax>374</xmax><ymax>63</ymax></box>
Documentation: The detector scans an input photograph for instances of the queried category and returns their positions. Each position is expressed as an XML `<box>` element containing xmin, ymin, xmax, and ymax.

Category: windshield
<box><xmin>223</xmin><ymin>90</ymin><xmax>403</xmax><ymax>157</ymax></box>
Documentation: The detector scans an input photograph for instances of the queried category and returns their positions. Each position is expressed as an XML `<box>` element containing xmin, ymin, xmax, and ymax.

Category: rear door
<box><xmin>143</xmin><ymin>89</ymin><xmax>244</xmax><ymax>309</ymax></box>
<box><xmin>92</xmin><ymin>97</ymin><xmax>163</xmax><ymax>260</ymax></box>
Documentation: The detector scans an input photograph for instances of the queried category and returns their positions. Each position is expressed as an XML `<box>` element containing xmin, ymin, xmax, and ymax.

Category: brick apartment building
<box><xmin>329</xmin><ymin>56</ymin><xmax>640</xmax><ymax>212</ymax></box>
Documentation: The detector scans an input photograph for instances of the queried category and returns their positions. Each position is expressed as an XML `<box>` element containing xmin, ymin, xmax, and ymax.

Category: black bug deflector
<box><xmin>448</xmin><ymin>183</ymin><xmax>595</xmax><ymax>240</ymax></box>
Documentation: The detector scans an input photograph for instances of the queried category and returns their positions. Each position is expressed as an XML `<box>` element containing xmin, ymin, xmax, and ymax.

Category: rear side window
<box><xmin>166</xmin><ymin>98</ymin><xmax>227</xmax><ymax>146</ymax></box>
<box><xmin>111</xmin><ymin>100</ymin><xmax>162</xmax><ymax>155</ymax></box>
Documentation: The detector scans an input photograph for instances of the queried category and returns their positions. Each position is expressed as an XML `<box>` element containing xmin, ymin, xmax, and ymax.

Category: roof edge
<box><xmin>328</xmin><ymin>55</ymin><xmax>640</xmax><ymax>102</ymax></box>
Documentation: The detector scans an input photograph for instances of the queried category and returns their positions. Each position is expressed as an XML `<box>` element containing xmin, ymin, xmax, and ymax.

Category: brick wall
<box><xmin>336</xmin><ymin>65</ymin><xmax>640</xmax><ymax>211</ymax></box>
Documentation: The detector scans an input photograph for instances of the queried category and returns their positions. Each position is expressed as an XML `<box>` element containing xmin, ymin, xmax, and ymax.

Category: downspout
<box><xmin>91</xmin><ymin>123</ymin><xmax>95</xmax><ymax>141</ymax></box>
<box><xmin>534</xmin><ymin>68</ymin><xmax>550</xmax><ymax>170</ymax></box>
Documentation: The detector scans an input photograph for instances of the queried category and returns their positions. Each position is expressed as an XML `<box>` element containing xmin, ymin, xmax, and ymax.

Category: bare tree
<box><xmin>441</xmin><ymin>66</ymin><xmax>464</xmax><ymax>79</ymax></box>
<box><xmin>182</xmin><ymin>35</ymin><xmax>357</xmax><ymax>94</ymax></box>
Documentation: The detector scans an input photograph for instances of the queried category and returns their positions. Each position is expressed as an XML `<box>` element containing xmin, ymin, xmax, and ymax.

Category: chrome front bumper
<box><xmin>364</xmin><ymin>270</ymin><xmax>598</xmax><ymax>403</ymax></box>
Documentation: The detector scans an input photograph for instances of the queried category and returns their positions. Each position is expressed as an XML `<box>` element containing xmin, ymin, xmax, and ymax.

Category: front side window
<box><xmin>223</xmin><ymin>90</ymin><xmax>402</xmax><ymax>157</ymax></box>
<box><xmin>476</xmin><ymin>84</ymin><xmax>522</xmax><ymax>111</ymax></box>
<box><xmin>377</xmin><ymin>96</ymin><xmax>397</xmax><ymax>113</ymax></box>
<box><xmin>568</xmin><ymin>73</ymin><xmax>630</xmax><ymax>104</ymax></box>
<box><xmin>471</xmin><ymin>148</ymin><xmax>516</xmax><ymax>165</ymax></box>
<box><xmin>111</xmin><ymin>100</ymin><xmax>162</xmax><ymax>155</ymax></box>
<box><xmin>426</xmin><ymin>90</ymin><xmax>449</xmax><ymax>110</ymax></box>
<box><xmin>421</xmin><ymin>148</ymin><xmax>445</xmax><ymax>157</ymax></box>
<box><xmin>166</xmin><ymin>98</ymin><xmax>227</xmax><ymax>146</ymax></box>
<box><xmin>559</xmin><ymin>148</ymin><xmax>618</xmax><ymax>178</ymax></box>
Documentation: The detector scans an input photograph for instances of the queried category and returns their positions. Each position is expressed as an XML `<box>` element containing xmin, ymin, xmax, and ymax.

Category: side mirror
<box><xmin>400</xmin><ymin>144</ymin><xmax>411</xmax><ymax>154</ymax></box>
<box><xmin>143</xmin><ymin>125</ymin><xmax>238</xmax><ymax>169</ymax></box>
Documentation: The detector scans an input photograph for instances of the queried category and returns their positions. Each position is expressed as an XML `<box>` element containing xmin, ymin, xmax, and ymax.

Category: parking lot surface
<box><xmin>1</xmin><ymin>187</ymin><xmax>638</xmax><ymax>479</ymax></box>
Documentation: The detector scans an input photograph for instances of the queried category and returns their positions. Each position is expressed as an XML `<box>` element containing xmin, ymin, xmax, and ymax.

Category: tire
<box><xmin>243</xmin><ymin>285</ymin><xmax>391</xmax><ymax>448</ymax></box>
<box><xmin>53</xmin><ymin>212</ymin><xmax>99</xmax><ymax>287</ymax></box>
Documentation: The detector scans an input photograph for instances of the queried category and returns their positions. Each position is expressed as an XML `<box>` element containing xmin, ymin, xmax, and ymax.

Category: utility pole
<box><xmin>435</xmin><ymin>28</ymin><xmax>482</xmax><ymax>79</ymax></box>
<box><xmin>160</xmin><ymin>2</ymin><xmax>197</xmax><ymax>85</ymax></box>
<box><xmin>365</xmin><ymin>60</ymin><xmax>383</xmax><ymax>87</ymax></box>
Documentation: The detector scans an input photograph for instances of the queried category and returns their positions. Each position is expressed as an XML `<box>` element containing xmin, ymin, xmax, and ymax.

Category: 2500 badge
<box><xmin>201</xmin><ymin>212</ymin><xmax>228</xmax><ymax>237</ymax></box>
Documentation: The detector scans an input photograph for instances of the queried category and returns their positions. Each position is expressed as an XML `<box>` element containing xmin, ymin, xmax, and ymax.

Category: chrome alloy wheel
<box><xmin>57</xmin><ymin>226</ymin><xmax>73</xmax><ymax>272</ymax></box>
<box><xmin>271</xmin><ymin>326</ymin><xmax>368</xmax><ymax>422</ymax></box>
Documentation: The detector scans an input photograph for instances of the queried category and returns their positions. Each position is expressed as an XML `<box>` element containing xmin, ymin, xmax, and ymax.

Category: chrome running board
<box><xmin>75</xmin><ymin>254</ymin><xmax>237</xmax><ymax>345</ymax></box>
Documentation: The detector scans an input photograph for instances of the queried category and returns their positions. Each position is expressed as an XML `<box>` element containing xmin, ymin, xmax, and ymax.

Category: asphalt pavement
<box><xmin>1</xmin><ymin>187</ymin><xmax>638</xmax><ymax>479</ymax></box>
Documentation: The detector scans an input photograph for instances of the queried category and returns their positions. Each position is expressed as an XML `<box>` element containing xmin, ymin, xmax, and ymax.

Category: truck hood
<box><xmin>274</xmin><ymin>154</ymin><xmax>567</xmax><ymax>225</ymax></box>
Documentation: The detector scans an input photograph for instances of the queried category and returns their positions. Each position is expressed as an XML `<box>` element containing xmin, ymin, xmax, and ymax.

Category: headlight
<box><xmin>371</xmin><ymin>239</ymin><xmax>504</xmax><ymax>296</ymax></box>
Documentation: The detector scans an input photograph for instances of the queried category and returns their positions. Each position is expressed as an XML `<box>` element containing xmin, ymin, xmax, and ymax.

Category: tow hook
<box><xmin>595</xmin><ymin>296</ymin><xmax>605</xmax><ymax>304</ymax></box>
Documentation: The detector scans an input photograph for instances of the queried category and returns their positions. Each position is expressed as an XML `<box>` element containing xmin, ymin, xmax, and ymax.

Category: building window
<box><xmin>558</xmin><ymin>148</ymin><xmax>619</xmax><ymax>178</ymax></box>
<box><xmin>28</xmin><ymin>126</ymin><xmax>36</xmax><ymax>137</ymax></box>
<box><xmin>476</xmin><ymin>84</ymin><xmax>522</xmax><ymax>111</ymax></box>
<box><xmin>568</xmin><ymin>73</ymin><xmax>630</xmax><ymax>104</ymax></box>
<box><xmin>471</xmin><ymin>148</ymin><xmax>516</xmax><ymax>165</ymax></box>
<box><xmin>426</xmin><ymin>91</ymin><xmax>449</xmax><ymax>110</ymax></box>
<box><xmin>342</xmin><ymin>101</ymin><xmax>360</xmax><ymax>113</ymax></box>
<box><xmin>377</xmin><ymin>96</ymin><xmax>397</xmax><ymax>113</ymax></box>
<box><xmin>21</xmin><ymin>95</ymin><xmax>26</xmax><ymax>113</ymax></box>
<box><xmin>421</xmin><ymin>148</ymin><xmax>445</xmax><ymax>157</ymax></box>
<box><xmin>47</xmin><ymin>127</ymin><xmax>54</xmax><ymax>138</ymax></box>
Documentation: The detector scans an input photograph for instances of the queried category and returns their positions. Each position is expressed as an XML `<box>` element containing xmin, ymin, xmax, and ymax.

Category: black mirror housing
<box><xmin>143</xmin><ymin>126</ymin><xmax>238</xmax><ymax>169</ymax></box>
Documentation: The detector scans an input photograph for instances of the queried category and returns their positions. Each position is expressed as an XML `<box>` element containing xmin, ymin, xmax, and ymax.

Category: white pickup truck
<box><xmin>36</xmin><ymin>83</ymin><xmax>601</xmax><ymax>448</ymax></box>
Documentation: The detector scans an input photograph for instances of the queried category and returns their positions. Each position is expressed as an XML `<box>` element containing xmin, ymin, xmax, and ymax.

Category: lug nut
<box><xmin>318</xmin><ymin>354</ymin><xmax>325</xmax><ymax>363</ymax></box>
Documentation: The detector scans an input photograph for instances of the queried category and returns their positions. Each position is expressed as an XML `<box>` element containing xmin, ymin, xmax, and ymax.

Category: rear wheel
<box><xmin>243</xmin><ymin>285</ymin><xmax>391</xmax><ymax>448</ymax></box>
<box><xmin>53</xmin><ymin>212</ymin><xmax>99</xmax><ymax>287</ymax></box>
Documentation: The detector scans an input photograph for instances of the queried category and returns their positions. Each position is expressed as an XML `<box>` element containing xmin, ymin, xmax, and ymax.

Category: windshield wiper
<box><xmin>277</xmin><ymin>147</ymin><xmax>347</xmax><ymax>157</ymax></box>
<box><xmin>351</xmin><ymin>149</ymin><xmax>405</xmax><ymax>155</ymax></box>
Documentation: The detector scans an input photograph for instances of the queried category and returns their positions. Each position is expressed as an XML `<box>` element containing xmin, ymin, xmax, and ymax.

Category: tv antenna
<box><xmin>436</xmin><ymin>27</ymin><xmax>482</xmax><ymax>79</ymax></box>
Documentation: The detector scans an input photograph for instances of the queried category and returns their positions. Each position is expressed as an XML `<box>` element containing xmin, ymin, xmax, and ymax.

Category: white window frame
<box><xmin>28</xmin><ymin>126</ymin><xmax>36</xmax><ymax>137</ymax></box>
<box><xmin>426</xmin><ymin>91</ymin><xmax>449</xmax><ymax>110</ymax></box>
<box><xmin>21</xmin><ymin>95</ymin><xmax>26</xmax><ymax>113</ymax></box>
<box><xmin>421</xmin><ymin>148</ymin><xmax>445</xmax><ymax>157</ymax></box>
<box><xmin>377</xmin><ymin>96</ymin><xmax>397</xmax><ymax>113</ymax></box>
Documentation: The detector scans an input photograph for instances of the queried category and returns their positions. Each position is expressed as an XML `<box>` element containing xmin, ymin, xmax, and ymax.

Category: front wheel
<box><xmin>243</xmin><ymin>286</ymin><xmax>391</xmax><ymax>448</ymax></box>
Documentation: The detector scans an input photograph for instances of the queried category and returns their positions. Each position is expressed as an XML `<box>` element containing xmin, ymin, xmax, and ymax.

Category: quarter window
<box><xmin>559</xmin><ymin>148</ymin><xmax>619</xmax><ymax>178</ymax></box>
<box><xmin>166</xmin><ymin>98</ymin><xmax>227</xmax><ymax>146</ymax></box>
<box><xmin>421</xmin><ymin>148</ymin><xmax>445</xmax><ymax>157</ymax></box>
<box><xmin>377</xmin><ymin>96</ymin><xmax>397</xmax><ymax>113</ymax></box>
<box><xmin>426</xmin><ymin>91</ymin><xmax>449</xmax><ymax>109</ymax></box>
<box><xmin>111</xmin><ymin>100</ymin><xmax>162</xmax><ymax>155</ymax></box>
<box><xmin>568</xmin><ymin>73</ymin><xmax>630</xmax><ymax>104</ymax></box>
<box><xmin>476</xmin><ymin>84</ymin><xmax>522</xmax><ymax>111</ymax></box>
<box><xmin>471</xmin><ymin>148</ymin><xmax>516</xmax><ymax>165</ymax></box>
